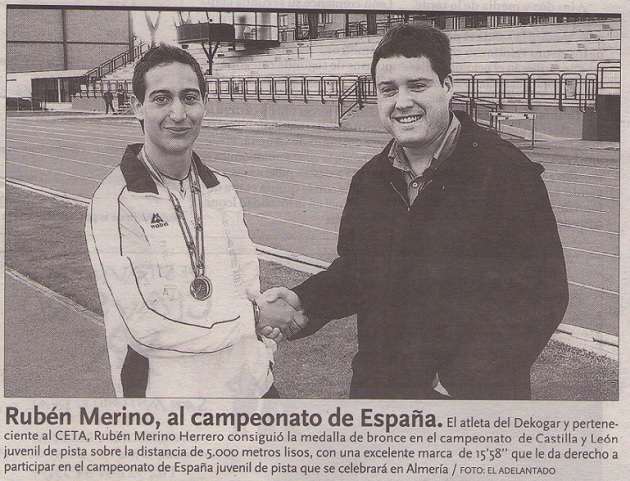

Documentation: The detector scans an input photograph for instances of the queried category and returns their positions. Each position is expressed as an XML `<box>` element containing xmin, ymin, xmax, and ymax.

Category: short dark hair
<box><xmin>371</xmin><ymin>23</ymin><xmax>451</xmax><ymax>84</ymax></box>
<box><xmin>132</xmin><ymin>43</ymin><xmax>206</xmax><ymax>102</ymax></box>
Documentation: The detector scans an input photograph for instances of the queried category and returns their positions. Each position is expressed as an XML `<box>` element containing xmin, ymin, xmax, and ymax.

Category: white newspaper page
<box><xmin>1</xmin><ymin>0</ymin><xmax>628</xmax><ymax>480</ymax></box>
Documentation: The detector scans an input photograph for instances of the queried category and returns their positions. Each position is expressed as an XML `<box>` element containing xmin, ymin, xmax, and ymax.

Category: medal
<box><xmin>142</xmin><ymin>149</ymin><xmax>212</xmax><ymax>301</ymax></box>
<box><xmin>190</xmin><ymin>275</ymin><xmax>213</xmax><ymax>301</ymax></box>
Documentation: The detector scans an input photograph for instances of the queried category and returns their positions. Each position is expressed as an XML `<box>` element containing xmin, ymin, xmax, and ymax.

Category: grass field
<box><xmin>5</xmin><ymin>184</ymin><xmax>618</xmax><ymax>400</ymax></box>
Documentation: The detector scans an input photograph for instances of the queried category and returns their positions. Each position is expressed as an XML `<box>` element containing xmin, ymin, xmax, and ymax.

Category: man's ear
<box><xmin>443</xmin><ymin>74</ymin><xmax>453</xmax><ymax>93</ymax></box>
<box><xmin>131</xmin><ymin>95</ymin><xmax>144</xmax><ymax>121</ymax></box>
<box><xmin>443</xmin><ymin>74</ymin><xmax>454</xmax><ymax>101</ymax></box>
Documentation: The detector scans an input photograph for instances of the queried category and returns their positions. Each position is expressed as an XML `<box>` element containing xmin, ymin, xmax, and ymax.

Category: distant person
<box><xmin>116</xmin><ymin>85</ymin><xmax>126</xmax><ymax>112</ymax></box>
<box><xmin>103</xmin><ymin>90</ymin><xmax>115</xmax><ymax>114</ymax></box>
<box><xmin>85</xmin><ymin>44</ymin><xmax>303</xmax><ymax>398</ymax></box>
<box><xmin>260</xmin><ymin>23</ymin><xmax>569</xmax><ymax>400</ymax></box>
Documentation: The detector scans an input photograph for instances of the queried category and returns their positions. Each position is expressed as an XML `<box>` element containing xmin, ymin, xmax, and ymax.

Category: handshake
<box><xmin>254</xmin><ymin>287</ymin><xmax>307</xmax><ymax>342</ymax></box>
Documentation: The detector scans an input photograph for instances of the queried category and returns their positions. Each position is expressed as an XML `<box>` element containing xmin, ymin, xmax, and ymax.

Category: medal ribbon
<box><xmin>141</xmin><ymin>149</ymin><xmax>205</xmax><ymax>280</ymax></box>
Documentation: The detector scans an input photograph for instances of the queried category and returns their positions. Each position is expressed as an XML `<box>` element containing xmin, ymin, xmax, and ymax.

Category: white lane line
<box><xmin>246</xmin><ymin>212</ymin><xmax>339</xmax><ymax>234</ymax></box>
<box><xmin>7</xmin><ymin>119</ymin><xmax>383</xmax><ymax>154</ymax></box>
<box><xmin>569</xmin><ymin>281</ymin><xmax>618</xmax><ymax>296</ymax></box>
<box><xmin>537</xmin><ymin>159</ymin><xmax>619</xmax><ymax>172</ymax></box>
<box><xmin>8</xmin><ymin>158</ymin><xmax>619</xmax><ymax>241</ymax></box>
<box><xmin>7</xmin><ymin>178</ymin><xmax>338</xmax><ymax>264</ymax></box>
<box><xmin>195</xmin><ymin>144</ymin><xmax>361</xmax><ymax>172</ymax></box>
<box><xmin>557</xmin><ymin>222</ymin><xmax>618</xmax><ymax>236</ymax></box>
<box><xmin>8</xmin><ymin>177</ymin><xmax>620</xmax><ymax>262</ymax></box>
<box><xmin>6</xmin><ymin>160</ymin><xmax>103</xmax><ymax>183</ymax></box>
<box><xmin>552</xmin><ymin>204</ymin><xmax>607</xmax><ymax>214</ymax></box>
<box><xmin>6</xmin><ymin>268</ymin><xmax>105</xmax><ymax>328</ymax></box>
<box><xmin>544</xmin><ymin>169</ymin><xmax>618</xmax><ymax>180</ymax></box>
<box><xmin>238</xmin><ymin>188</ymin><xmax>343</xmax><ymax>210</ymax></box>
<box><xmin>7</xmin><ymin>125</ymin><xmax>138</xmax><ymax>144</ymax></box>
<box><xmin>548</xmin><ymin>190</ymin><xmax>618</xmax><ymax>201</ymax></box>
<box><xmin>7</xmin><ymin>144</ymin><xmax>115</xmax><ymax>168</ymax></box>
<box><xmin>9</xmin><ymin>132</ymin><xmax>358</xmax><ymax>178</ymax></box>
<box><xmin>8</xmin><ymin>138</ymin><xmax>356</xmax><ymax>183</ymax></box>
<box><xmin>8</xmin><ymin>125</ymin><xmax>369</xmax><ymax>169</ymax></box>
<box><xmin>7</xmin><ymin>178</ymin><xmax>90</xmax><ymax>205</ymax></box>
<box><xmin>9</xmin><ymin>142</ymin><xmax>619</xmax><ymax>208</ymax></box>
<box><xmin>563</xmin><ymin>246</ymin><xmax>618</xmax><ymax>258</ymax></box>
<box><xmin>195</xmin><ymin>149</ymin><xmax>352</xmax><ymax>179</ymax></box>
<box><xmin>7</xmin><ymin>145</ymin><xmax>349</xmax><ymax>193</ymax></box>
<box><xmin>7</xmin><ymin>129</ymin><xmax>621</xmax><ymax>187</ymax></box>
<box><xmin>11</xmin><ymin>126</ymin><xmax>620</xmax><ymax>183</ymax></box>
<box><xmin>544</xmin><ymin>178</ymin><xmax>618</xmax><ymax>189</ymax></box>
<box><xmin>226</xmin><ymin>171</ymin><xmax>347</xmax><ymax>192</ymax></box>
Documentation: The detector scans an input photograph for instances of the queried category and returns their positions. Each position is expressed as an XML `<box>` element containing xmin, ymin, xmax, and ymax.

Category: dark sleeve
<box><xmin>448</xmin><ymin>161</ymin><xmax>569</xmax><ymax>398</ymax></box>
<box><xmin>291</xmin><ymin>174</ymin><xmax>362</xmax><ymax>335</ymax></box>
<box><xmin>498</xmin><ymin>165</ymin><xmax>569</xmax><ymax>361</ymax></box>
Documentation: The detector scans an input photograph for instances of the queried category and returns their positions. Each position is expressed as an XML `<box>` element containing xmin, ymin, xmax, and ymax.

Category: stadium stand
<box><xmin>199</xmin><ymin>20</ymin><xmax>620</xmax><ymax>78</ymax></box>
<box><xmin>75</xmin><ymin>18</ymin><xmax>620</xmax><ymax>140</ymax></box>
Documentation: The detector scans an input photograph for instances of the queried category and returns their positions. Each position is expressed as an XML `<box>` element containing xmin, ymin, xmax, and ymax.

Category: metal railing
<box><xmin>73</xmin><ymin>80</ymin><xmax>133</xmax><ymax>99</ymax></box>
<box><xmin>202</xmin><ymin>67</ymin><xmax>617</xmax><ymax>124</ymax></box>
<box><xmin>451</xmin><ymin>94</ymin><xmax>499</xmax><ymax>124</ymax></box>
<box><xmin>450</xmin><ymin>71</ymin><xmax>616</xmax><ymax>113</ymax></box>
<box><xmin>85</xmin><ymin>42</ymin><xmax>148</xmax><ymax>83</ymax></box>
<box><xmin>206</xmin><ymin>75</ymin><xmax>359</xmax><ymax>104</ymax></box>
<box><xmin>597</xmin><ymin>61</ymin><xmax>621</xmax><ymax>90</ymax></box>
<box><xmin>337</xmin><ymin>75</ymin><xmax>377</xmax><ymax>119</ymax></box>
<box><xmin>75</xmin><ymin>63</ymin><xmax>619</xmax><ymax>121</ymax></box>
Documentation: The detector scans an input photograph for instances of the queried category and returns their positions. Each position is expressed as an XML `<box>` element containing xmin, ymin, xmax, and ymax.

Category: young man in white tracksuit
<box><xmin>86</xmin><ymin>44</ymin><xmax>304</xmax><ymax>398</ymax></box>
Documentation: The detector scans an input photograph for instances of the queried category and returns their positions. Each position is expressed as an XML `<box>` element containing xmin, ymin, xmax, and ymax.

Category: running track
<box><xmin>5</xmin><ymin>115</ymin><xmax>619</xmax><ymax>340</ymax></box>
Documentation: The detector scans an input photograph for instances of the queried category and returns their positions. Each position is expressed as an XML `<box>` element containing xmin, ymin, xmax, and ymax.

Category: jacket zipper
<box><xmin>390</xmin><ymin>179</ymin><xmax>435</xmax><ymax>212</ymax></box>
<box><xmin>390</xmin><ymin>182</ymin><xmax>410</xmax><ymax>211</ymax></box>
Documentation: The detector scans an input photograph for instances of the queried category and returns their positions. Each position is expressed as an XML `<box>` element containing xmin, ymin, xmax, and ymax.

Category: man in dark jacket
<box><xmin>103</xmin><ymin>90</ymin><xmax>115</xmax><ymax>114</ymax></box>
<box><xmin>260</xmin><ymin>23</ymin><xmax>568</xmax><ymax>400</ymax></box>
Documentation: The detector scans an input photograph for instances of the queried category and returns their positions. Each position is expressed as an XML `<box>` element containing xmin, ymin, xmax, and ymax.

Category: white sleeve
<box><xmin>222</xmin><ymin>177</ymin><xmax>261</xmax><ymax>299</ymax></box>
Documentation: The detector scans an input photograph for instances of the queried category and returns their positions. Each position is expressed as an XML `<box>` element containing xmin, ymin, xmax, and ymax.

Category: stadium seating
<box><xmin>198</xmin><ymin>19</ymin><xmax>620</xmax><ymax>78</ymax></box>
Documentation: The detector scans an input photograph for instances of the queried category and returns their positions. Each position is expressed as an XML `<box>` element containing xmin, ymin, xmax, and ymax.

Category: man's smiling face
<box><xmin>132</xmin><ymin>61</ymin><xmax>205</xmax><ymax>158</ymax></box>
<box><xmin>375</xmin><ymin>55</ymin><xmax>453</xmax><ymax>150</ymax></box>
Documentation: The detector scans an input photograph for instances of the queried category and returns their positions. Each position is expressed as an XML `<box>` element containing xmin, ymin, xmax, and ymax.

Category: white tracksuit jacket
<box><xmin>85</xmin><ymin>144</ymin><xmax>274</xmax><ymax>397</ymax></box>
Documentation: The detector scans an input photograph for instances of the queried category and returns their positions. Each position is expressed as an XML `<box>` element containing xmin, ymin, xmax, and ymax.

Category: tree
<box><xmin>144</xmin><ymin>11</ymin><xmax>162</xmax><ymax>47</ymax></box>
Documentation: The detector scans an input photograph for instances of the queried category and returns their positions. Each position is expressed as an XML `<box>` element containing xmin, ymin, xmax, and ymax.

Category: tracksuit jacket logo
<box><xmin>151</xmin><ymin>213</ymin><xmax>168</xmax><ymax>228</ymax></box>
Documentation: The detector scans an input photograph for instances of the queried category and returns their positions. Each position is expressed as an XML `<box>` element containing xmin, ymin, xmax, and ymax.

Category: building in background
<box><xmin>276</xmin><ymin>11</ymin><xmax>616</xmax><ymax>41</ymax></box>
<box><xmin>7</xmin><ymin>7</ymin><xmax>133</xmax><ymax>108</ymax></box>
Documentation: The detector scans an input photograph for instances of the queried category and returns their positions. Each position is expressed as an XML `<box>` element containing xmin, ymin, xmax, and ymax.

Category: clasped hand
<box><xmin>255</xmin><ymin>287</ymin><xmax>306</xmax><ymax>342</ymax></box>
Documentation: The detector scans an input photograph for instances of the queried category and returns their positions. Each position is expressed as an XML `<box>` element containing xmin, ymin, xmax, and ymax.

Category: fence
<box><xmin>85</xmin><ymin>42</ymin><xmax>148</xmax><ymax>83</ymax></box>
<box><xmin>74</xmin><ymin>63</ymin><xmax>619</xmax><ymax>124</ymax></box>
<box><xmin>73</xmin><ymin>80</ymin><xmax>133</xmax><ymax>99</ymax></box>
<box><xmin>207</xmin><ymin>75</ymin><xmax>360</xmax><ymax>104</ymax></box>
<box><xmin>452</xmin><ymin>73</ymin><xmax>598</xmax><ymax>112</ymax></box>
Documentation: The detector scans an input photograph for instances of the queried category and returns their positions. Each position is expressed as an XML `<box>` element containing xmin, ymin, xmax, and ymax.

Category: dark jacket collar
<box><xmin>120</xmin><ymin>144</ymin><xmax>220</xmax><ymax>194</ymax></box>
<box><xmin>373</xmin><ymin>110</ymin><xmax>541</xmax><ymax>179</ymax></box>
<box><xmin>373</xmin><ymin>111</ymin><xmax>480</xmax><ymax>175</ymax></box>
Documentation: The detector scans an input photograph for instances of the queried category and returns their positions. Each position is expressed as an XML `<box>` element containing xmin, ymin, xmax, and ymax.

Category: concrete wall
<box><xmin>339</xmin><ymin>103</ymin><xmax>589</xmax><ymax>139</ymax></box>
<box><xmin>204</xmin><ymin>99</ymin><xmax>339</xmax><ymax>127</ymax></box>
<box><xmin>72</xmin><ymin>97</ymin><xmax>105</xmax><ymax>112</ymax></box>
<box><xmin>7</xmin><ymin>7</ymin><xmax>131</xmax><ymax>74</ymax></box>
<box><xmin>488</xmin><ymin>105</ymin><xmax>586</xmax><ymax>139</ymax></box>
<box><xmin>71</xmin><ymin>96</ymin><xmax>340</xmax><ymax>128</ymax></box>
<box><xmin>339</xmin><ymin>104</ymin><xmax>384</xmax><ymax>133</ymax></box>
